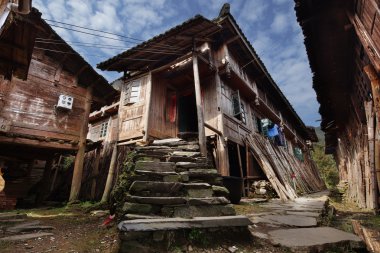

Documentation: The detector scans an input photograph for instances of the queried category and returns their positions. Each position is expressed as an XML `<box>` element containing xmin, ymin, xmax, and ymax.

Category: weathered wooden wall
<box><xmin>88</xmin><ymin>115</ymin><xmax>118</xmax><ymax>143</ymax></box>
<box><xmin>148</xmin><ymin>76</ymin><xmax>177</xmax><ymax>139</ymax></box>
<box><xmin>0</xmin><ymin>49</ymin><xmax>91</xmax><ymax>151</ymax></box>
<box><xmin>118</xmin><ymin>75</ymin><xmax>148</xmax><ymax>142</ymax></box>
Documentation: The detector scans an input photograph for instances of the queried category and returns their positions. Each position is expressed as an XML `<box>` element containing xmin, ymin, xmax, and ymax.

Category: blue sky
<box><xmin>33</xmin><ymin>0</ymin><xmax>320</xmax><ymax>126</ymax></box>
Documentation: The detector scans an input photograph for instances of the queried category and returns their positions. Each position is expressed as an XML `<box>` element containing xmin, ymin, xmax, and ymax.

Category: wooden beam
<box><xmin>143</xmin><ymin>72</ymin><xmax>152</xmax><ymax>142</ymax></box>
<box><xmin>69</xmin><ymin>85</ymin><xmax>93</xmax><ymax>202</ymax></box>
<box><xmin>192</xmin><ymin>52</ymin><xmax>207</xmax><ymax>156</ymax></box>
<box><xmin>225</xmin><ymin>35</ymin><xmax>240</xmax><ymax>45</ymax></box>
<box><xmin>364</xmin><ymin>64</ymin><xmax>380</xmax><ymax>196</ymax></box>
<box><xmin>348</xmin><ymin>12</ymin><xmax>380</xmax><ymax>73</ymax></box>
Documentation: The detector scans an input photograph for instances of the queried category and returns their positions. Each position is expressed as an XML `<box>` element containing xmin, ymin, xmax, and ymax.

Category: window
<box><xmin>100</xmin><ymin>121</ymin><xmax>108</xmax><ymax>138</ymax></box>
<box><xmin>124</xmin><ymin>79</ymin><xmax>141</xmax><ymax>105</ymax></box>
<box><xmin>231</xmin><ymin>90</ymin><xmax>246</xmax><ymax>124</ymax></box>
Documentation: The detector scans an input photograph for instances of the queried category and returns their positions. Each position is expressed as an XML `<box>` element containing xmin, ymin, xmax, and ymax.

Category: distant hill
<box><xmin>314</xmin><ymin>126</ymin><xmax>325</xmax><ymax>144</ymax></box>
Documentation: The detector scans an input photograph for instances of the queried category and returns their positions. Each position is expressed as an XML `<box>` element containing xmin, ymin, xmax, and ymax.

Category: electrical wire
<box><xmin>45</xmin><ymin>20</ymin><xmax>182</xmax><ymax>52</ymax></box>
<box><xmin>34</xmin><ymin>40</ymin><xmax>182</xmax><ymax>55</ymax></box>
<box><xmin>33</xmin><ymin>47</ymin><xmax>160</xmax><ymax>62</ymax></box>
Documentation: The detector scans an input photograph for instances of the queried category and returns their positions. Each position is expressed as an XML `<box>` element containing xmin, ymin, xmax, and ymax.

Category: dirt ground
<box><xmin>0</xmin><ymin>202</ymin><xmax>291</xmax><ymax>253</ymax></box>
<box><xmin>0</xmin><ymin>205</ymin><xmax>119</xmax><ymax>253</ymax></box>
<box><xmin>1</xmin><ymin>194</ymin><xmax>378</xmax><ymax>253</ymax></box>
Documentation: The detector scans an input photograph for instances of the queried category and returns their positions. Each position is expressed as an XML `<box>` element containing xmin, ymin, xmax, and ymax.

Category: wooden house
<box><xmin>295</xmin><ymin>0</ymin><xmax>380</xmax><ymax>209</ymax></box>
<box><xmin>0</xmin><ymin>5</ymin><xmax>116</xmax><ymax>208</ymax></box>
<box><xmin>95</xmin><ymin>4</ymin><xmax>323</xmax><ymax>198</ymax></box>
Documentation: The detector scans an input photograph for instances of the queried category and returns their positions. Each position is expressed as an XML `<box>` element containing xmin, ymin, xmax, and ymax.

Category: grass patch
<box><xmin>233</xmin><ymin>202</ymin><xmax>268</xmax><ymax>215</ymax></box>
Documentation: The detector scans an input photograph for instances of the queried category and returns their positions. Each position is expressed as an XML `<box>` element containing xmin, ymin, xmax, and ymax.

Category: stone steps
<box><xmin>116</xmin><ymin>138</ymin><xmax>251</xmax><ymax>252</ymax></box>
<box><xmin>118</xmin><ymin>216</ymin><xmax>252</xmax><ymax>232</ymax></box>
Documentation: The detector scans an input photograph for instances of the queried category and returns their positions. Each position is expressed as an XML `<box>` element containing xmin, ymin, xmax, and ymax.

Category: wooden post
<box><xmin>69</xmin><ymin>86</ymin><xmax>93</xmax><ymax>202</ymax></box>
<box><xmin>214</xmin><ymin>53</ymin><xmax>230</xmax><ymax>175</ymax></box>
<box><xmin>101</xmin><ymin>142</ymin><xmax>117</xmax><ymax>203</ymax></box>
<box><xmin>192</xmin><ymin>52</ymin><xmax>207</xmax><ymax>156</ymax></box>
<box><xmin>50</xmin><ymin>155</ymin><xmax>62</xmax><ymax>193</ymax></box>
<box><xmin>143</xmin><ymin>72</ymin><xmax>152</xmax><ymax>142</ymax></box>
<box><xmin>35</xmin><ymin>158</ymin><xmax>53</xmax><ymax>204</ymax></box>
<box><xmin>101</xmin><ymin>109</ymin><xmax>120</xmax><ymax>203</ymax></box>
<box><xmin>236</xmin><ymin>143</ymin><xmax>245</xmax><ymax>197</ymax></box>
<box><xmin>364</xmin><ymin>65</ymin><xmax>380</xmax><ymax>198</ymax></box>
<box><xmin>90</xmin><ymin>147</ymin><xmax>101</xmax><ymax>200</ymax></box>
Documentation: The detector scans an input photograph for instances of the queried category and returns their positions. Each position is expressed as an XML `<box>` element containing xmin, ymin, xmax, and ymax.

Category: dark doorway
<box><xmin>178</xmin><ymin>92</ymin><xmax>198</xmax><ymax>133</ymax></box>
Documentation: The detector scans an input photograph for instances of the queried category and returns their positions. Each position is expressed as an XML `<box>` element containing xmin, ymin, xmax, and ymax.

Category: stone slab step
<box><xmin>118</xmin><ymin>215</ymin><xmax>252</xmax><ymax>232</ymax></box>
<box><xmin>0</xmin><ymin>213</ymin><xmax>27</xmax><ymax>220</ymax></box>
<box><xmin>251</xmin><ymin>214</ymin><xmax>317</xmax><ymax>227</ymax></box>
<box><xmin>7</xmin><ymin>225</ymin><xmax>55</xmax><ymax>233</ymax></box>
<box><xmin>188</xmin><ymin>197</ymin><xmax>230</xmax><ymax>205</ymax></box>
<box><xmin>0</xmin><ymin>232</ymin><xmax>53</xmax><ymax>241</ymax></box>
<box><xmin>152</xmin><ymin>138</ymin><xmax>186</xmax><ymax>146</ymax></box>
<box><xmin>286</xmin><ymin>211</ymin><xmax>321</xmax><ymax>218</ymax></box>
<box><xmin>176</xmin><ymin>162</ymin><xmax>208</xmax><ymax>169</ymax></box>
<box><xmin>268</xmin><ymin>227</ymin><xmax>363</xmax><ymax>252</ymax></box>
<box><xmin>129</xmin><ymin>196</ymin><xmax>187</xmax><ymax>205</ymax></box>
<box><xmin>171</xmin><ymin>151</ymin><xmax>201</xmax><ymax>158</ymax></box>
<box><xmin>135</xmin><ymin>161</ymin><xmax>175</xmax><ymax>172</ymax></box>
<box><xmin>6</xmin><ymin>220</ymin><xmax>41</xmax><ymax>233</ymax></box>
<box><xmin>125</xmin><ymin>214</ymin><xmax>163</xmax><ymax>220</ymax></box>
<box><xmin>129</xmin><ymin>181</ymin><xmax>211</xmax><ymax>194</ymax></box>
<box><xmin>162</xmin><ymin>205</ymin><xmax>236</xmax><ymax>218</ymax></box>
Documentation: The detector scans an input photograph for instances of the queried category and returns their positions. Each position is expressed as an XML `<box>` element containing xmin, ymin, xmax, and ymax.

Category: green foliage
<box><xmin>61</xmin><ymin>156</ymin><xmax>75</xmax><ymax>171</ymax></box>
<box><xmin>312</xmin><ymin>143</ymin><xmax>339</xmax><ymax>189</ymax></box>
<box><xmin>110</xmin><ymin>151</ymin><xmax>137</xmax><ymax>214</ymax></box>
<box><xmin>188</xmin><ymin>228</ymin><xmax>208</xmax><ymax>246</ymax></box>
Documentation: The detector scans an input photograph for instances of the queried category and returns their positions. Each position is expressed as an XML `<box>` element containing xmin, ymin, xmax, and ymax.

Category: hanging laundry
<box><xmin>268</xmin><ymin>123</ymin><xmax>279</xmax><ymax>137</ymax></box>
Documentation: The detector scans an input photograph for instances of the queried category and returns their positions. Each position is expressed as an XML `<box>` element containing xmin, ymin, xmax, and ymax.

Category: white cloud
<box><xmin>270</xmin><ymin>12</ymin><xmax>290</xmax><ymax>34</ymax></box>
<box><xmin>32</xmin><ymin>0</ymin><xmax>320</xmax><ymax>125</ymax></box>
<box><xmin>239</xmin><ymin>0</ymin><xmax>269</xmax><ymax>22</ymax></box>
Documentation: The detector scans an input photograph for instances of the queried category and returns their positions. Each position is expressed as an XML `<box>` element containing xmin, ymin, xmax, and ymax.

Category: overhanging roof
<box><xmin>97</xmin><ymin>15</ymin><xmax>221</xmax><ymax>72</ymax></box>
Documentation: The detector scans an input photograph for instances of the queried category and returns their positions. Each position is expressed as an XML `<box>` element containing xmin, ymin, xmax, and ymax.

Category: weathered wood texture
<box><xmin>352</xmin><ymin>220</ymin><xmax>380</xmax><ymax>253</ymax></box>
<box><xmin>0</xmin><ymin>50</ymin><xmax>92</xmax><ymax>150</ymax></box>
<box><xmin>246</xmin><ymin>133</ymin><xmax>325</xmax><ymax>201</ymax></box>
<box><xmin>147</xmin><ymin>76</ymin><xmax>177</xmax><ymax>139</ymax></box>
<box><xmin>88</xmin><ymin>115</ymin><xmax>118</xmax><ymax>143</ymax></box>
<box><xmin>118</xmin><ymin>75</ymin><xmax>148</xmax><ymax>141</ymax></box>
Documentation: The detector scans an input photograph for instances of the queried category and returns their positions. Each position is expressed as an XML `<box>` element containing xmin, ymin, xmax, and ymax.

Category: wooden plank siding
<box><xmin>118</xmin><ymin>75</ymin><xmax>148</xmax><ymax>141</ymax></box>
<box><xmin>0</xmin><ymin>50</ymin><xmax>94</xmax><ymax>150</ymax></box>
<box><xmin>148</xmin><ymin>77</ymin><xmax>177</xmax><ymax>139</ymax></box>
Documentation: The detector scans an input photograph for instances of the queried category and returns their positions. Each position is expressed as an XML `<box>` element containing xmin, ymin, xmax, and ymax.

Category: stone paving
<box><xmin>0</xmin><ymin>213</ymin><xmax>54</xmax><ymax>242</ymax></box>
<box><xmin>246</xmin><ymin>191</ymin><xmax>364</xmax><ymax>252</ymax></box>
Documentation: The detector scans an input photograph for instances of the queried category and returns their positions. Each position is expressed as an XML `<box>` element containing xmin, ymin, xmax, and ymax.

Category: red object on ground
<box><xmin>102</xmin><ymin>214</ymin><xmax>115</xmax><ymax>226</ymax></box>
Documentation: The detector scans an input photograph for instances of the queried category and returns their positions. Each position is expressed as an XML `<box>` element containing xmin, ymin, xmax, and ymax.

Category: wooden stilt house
<box><xmin>295</xmin><ymin>0</ymin><xmax>380</xmax><ymax>209</ymax></box>
<box><xmin>95</xmin><ymin>4</ymin><xmax>325</xmax><ymax>199</ymax></box>
<box><xmin>0</xmin><ymin>6</ymin><xmax>116</xmax><ymax>208</ymax></box>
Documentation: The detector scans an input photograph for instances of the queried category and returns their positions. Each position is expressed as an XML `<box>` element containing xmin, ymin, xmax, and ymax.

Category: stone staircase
<box><xmin>116</xmin><ymin>138</ymin><xmax>252</xmax><ymax>252</ymax></box>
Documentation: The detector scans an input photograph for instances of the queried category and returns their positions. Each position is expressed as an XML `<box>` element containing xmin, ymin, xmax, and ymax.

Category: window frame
<box><xmin>124</xmin><ymin>79</ymin><xmax>141</xmax><ymax>105</ymax></box>
<box><xmin>99</xmin><ymin>121</ymin><xmax>109</xmax><ymax>138</ymax></box>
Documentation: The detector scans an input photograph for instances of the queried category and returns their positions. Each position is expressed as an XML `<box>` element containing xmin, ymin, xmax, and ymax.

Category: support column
<box><xmin>90</xmin><ymin>147</ymin><xmax>101</xmax><ymax>200</ymax></box>
<box><xmin>101</xmin><ymin>109</ymin><xmax>120</xmax><ymax>203</ymax></box>
<box><xmin>192</xmin><ymin>52</ymin><xmax>207</xmax><ymax>156</ymax></box>
<box><xmin>214</xmin><ymin>53</ymin><xmax>230</xmax><ymax>176</ymax></box>
<box><xmin>69</xmin><ymin>86</ymin><xmax>93</xmax><ymax>202</ymax></box>
<box><xmin>143</xmin><ymin>72</ymin><xmax>152</xmax><ymax>142</ymax></box>
<box><xmin>364</xmin><ymin>65</ymin><xmax>380</xmax><ymax>202</ymax></box>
